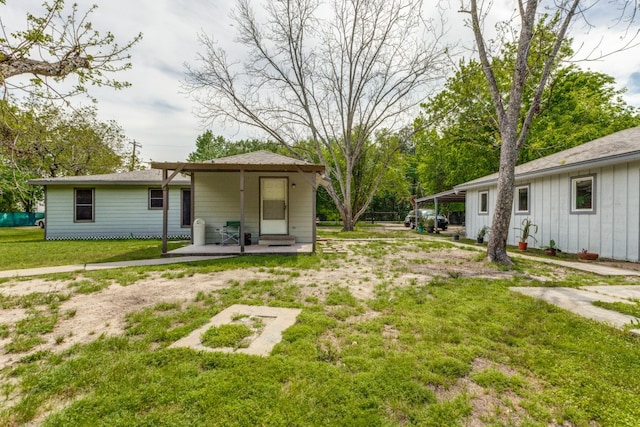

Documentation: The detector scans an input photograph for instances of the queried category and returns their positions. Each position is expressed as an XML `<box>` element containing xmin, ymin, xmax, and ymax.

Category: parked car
<box><xmin>403</xmin><ymin>209</ymin><xmax>448</xmax><ymax>230</ymax></box>
<box><xmin>35</xmin><ymin>218</ymin><xmax>45</xmax><ymax>228</ymax></box>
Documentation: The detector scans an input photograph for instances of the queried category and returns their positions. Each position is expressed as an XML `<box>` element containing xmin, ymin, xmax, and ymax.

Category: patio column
<box><xmin>240</xmin><ymin>168</ymin><xmax>245</xmax><ymax>254</ymax></box>
<box><xmin>161</xmin><ymin>168</ymin><xmax>168</xmax><ymax>254</ymax></box>
<box><xmin>312</xmin><ymin>182</ymin><xmax>318</xmax><ymax>253</ymax></box>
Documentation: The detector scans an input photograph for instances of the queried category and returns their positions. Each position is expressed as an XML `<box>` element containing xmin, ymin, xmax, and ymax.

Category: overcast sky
<box><xmin>4</xmin><ymin>0</ymin><xmax>640</xmax><ymax>164</ymax></box>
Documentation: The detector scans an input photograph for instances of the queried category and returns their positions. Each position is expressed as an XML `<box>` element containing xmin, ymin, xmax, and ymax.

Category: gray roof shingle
<box><xmin>456</xmin><ymin>126</ymin><xmax>640</xmax><ymax>190</ymax></box>
<box><xmin>205</xmin><ymin>150</ymin><xmax>313</xmax><ymax>166</ymax></box>
<box><xmin>28</xmin><ymin>169</ymin><xmax>190</xmax><ymax>186</ymax></box>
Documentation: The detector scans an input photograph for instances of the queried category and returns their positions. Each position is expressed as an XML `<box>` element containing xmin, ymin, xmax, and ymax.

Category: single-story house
<box><xmin>448</xmin><ymin>125</ymin><xmax>640</xmax><ymax>261</ymax></box>
<box><xmin>151</xmin><ymin>151</ymin><xmax>326</xmax><ymax>254</ymax></box>
<box><xmin>28</xmin><ymin>169</ymin><xmax>191</xmax><ymax>240</ymax></box>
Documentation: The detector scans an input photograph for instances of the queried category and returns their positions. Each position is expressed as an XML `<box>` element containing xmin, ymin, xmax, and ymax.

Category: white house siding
<box><xmin>193</xmin><ymin>171</ymin><xmax>315</xmax><ymax>244</ymax></box>
<box><xmin>464</xmin><ymin>188</ymin><xmax>494</xmax><ymax>239</ymax></box>
<box><xmin>466</xmin><ymin>160</ymin><xmax>640</xmax><ymax>262</ymax></box>
<box><xmin>45</xmin><ymin>185</ymin><xmax>188</xmax><ymax>240</ymax></box>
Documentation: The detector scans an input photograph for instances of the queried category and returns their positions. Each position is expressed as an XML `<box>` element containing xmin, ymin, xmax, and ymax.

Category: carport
<box><xmin>415</xmin><ymin>189</ymin><xmax>466</xmax><ymax>227</ymax></box>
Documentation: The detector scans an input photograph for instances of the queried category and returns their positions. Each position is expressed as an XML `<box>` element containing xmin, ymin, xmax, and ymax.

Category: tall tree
<box><xmin>0</xmin><ymin>0</ymin><xmax>141</xmax><ymax>99</ymax></box>
<box><xmin>184</xmin><ymin>0</ymin><xmax>449</xmax><ymax>231</ymax></box>
<box><xmin>463</xmin><ymin>0</ymin><xmax>638</xmax><ymax>264</ymax></box>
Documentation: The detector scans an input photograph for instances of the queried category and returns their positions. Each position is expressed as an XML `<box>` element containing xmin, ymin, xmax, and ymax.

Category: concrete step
<box><xmin>259</xmin><ymin>235</ymin><xmax>296</xmax><ymax>246</ymax></box>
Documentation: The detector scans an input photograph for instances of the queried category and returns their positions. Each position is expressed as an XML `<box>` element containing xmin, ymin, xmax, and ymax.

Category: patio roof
<box><xmin>416</xmin><ymin>189</ymin><xmax>466</xmax><ymax>204</ymax></box>
<box><xmin>150</xmin><ymin>150</ymin><xmax>325</xmax><ymax>173</ymax></box>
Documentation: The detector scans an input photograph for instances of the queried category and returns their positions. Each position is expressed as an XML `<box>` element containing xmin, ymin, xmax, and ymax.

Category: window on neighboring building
<box><xmin>74</xmin><ymin>188</ymin><xmax>94</xmax><ymax>222</ymax></box>
<box><xmin>149</xmin><ymin>188</ymin><xmax>163</xmax><ymax>209</ymax></box>
<box><xmin>515</xmin><ymin>185</ymin><xmax>529</xmax><ymax>214</ymax></box>
<box><xmin>479</xmin><ymin>191</ymin><xmax>488</xmax><ymax>214</ymax></box>
<box><xmin>571</xmin><ymin>175</ymin><xmax>595</xmax><ymax>213</ymax></box>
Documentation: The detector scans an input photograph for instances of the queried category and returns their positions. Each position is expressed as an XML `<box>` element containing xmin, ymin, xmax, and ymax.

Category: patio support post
<box><xmin>162</xmin><ymin>168</ymin><xmax>168</xmax><ymax>254</ymax></box>
<box><xmin>312</xmin><ymin>183</ymin><xmax>318</xmax><ymax>253</ymax></box>
<box><xmin>240</xmin><ymin>169</ymin><xmax>245</xmax><ymax>254</ymax></box>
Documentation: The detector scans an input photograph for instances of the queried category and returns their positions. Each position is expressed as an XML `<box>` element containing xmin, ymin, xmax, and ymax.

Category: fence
<box><xmin>0</xmin><ymin>212</ymin><xmax>44</xmax><ymax>227</ymax></box>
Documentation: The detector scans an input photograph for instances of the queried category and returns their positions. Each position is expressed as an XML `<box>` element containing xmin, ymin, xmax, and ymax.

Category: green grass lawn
<box><xmin>1</xmin><ymin>229</ymin><xmax>640</xmax><ymax>426</ymax></box>
<box><xmin>0</xmin><ymin>227</ymin><xmax>187</xmax><ymax>270</ymax></box>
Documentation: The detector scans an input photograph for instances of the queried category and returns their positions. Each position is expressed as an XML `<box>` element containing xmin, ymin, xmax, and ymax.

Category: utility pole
<box><xmin>129</xmin><ymin>140</ymin><xmax>142</xmax><ymax>171</ymax></box>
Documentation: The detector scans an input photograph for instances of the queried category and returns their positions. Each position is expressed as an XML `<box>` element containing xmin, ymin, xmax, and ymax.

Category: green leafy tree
<box><xmin>0</xmin><ymin>98</ymin><xmax>126</xmax><ymax>210</ymax></box>
<box><xmin>187</xmin><ymin>131</ymin><xmax>281</xmax><ymax>162</ymax></box>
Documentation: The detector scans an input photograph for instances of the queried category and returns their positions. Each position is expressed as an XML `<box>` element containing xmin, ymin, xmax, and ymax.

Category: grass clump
<box><xmin>201</xmin><ymin>324</ymin><xmax>253</xmax><ymax>349</ymax></box>
<box><xmin>593</xmin><ymin>300</ymin><xmax>640</xmax><ymax>318</ymax></box>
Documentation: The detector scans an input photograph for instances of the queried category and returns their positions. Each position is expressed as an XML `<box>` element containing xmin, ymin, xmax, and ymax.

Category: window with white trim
<box><xmin>515</xmin><ymin>185</ymin><xmax>529</xmax><ymax>214</ymax></box>
<box><xmin>571</xmin><ymin>175</ymin><xmax>595</xmax><ymax>213</ymax></box>
<box><xmin>479</xmin><ymin>191</ymin><xmax>489</xmax><ymax>214</ymax></box>
<box><xmin>149</xmin><ymin>188</ymin><xmax>163</xmax><ymax>209</ymax></box>
<box><xmin>74</xmin><ymin>188</ymin><xmax>94</xmax><ymax>222</ymax></box>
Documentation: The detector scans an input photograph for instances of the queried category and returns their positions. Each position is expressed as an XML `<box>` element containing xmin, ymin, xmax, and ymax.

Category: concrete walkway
<box><xmin>1</xmin><ymin>240</ymin><xmax>639</xmax><ymax>279</ymax></box>
<box><xmin>512</xmin><ymin>286</ymin><xmax>640</xmax><ymax>335</ymax></box>
<box><xmin>510</xmin><ymin>252</ymin><xmax>640</xmax><ymax>276</ymax></box>
<box><xmin>0</xmin><ymin>256</ymin><xmax>228</xmax><ymax>279</ymax></box>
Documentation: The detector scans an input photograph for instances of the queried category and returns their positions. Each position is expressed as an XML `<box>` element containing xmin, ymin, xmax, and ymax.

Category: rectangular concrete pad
<box><xmin>170</xmin><ymin>304</ymin><xmax>302</xmax><ymax>356</ymax></box>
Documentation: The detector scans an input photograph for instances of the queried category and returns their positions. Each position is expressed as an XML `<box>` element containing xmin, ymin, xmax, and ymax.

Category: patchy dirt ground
<box><xmin>0</xmin><ymin>239</ymin><xmax>512</xmax><ymax>370</ymax></box>
<box><xmin>2</xmin><ymin>236</ymin><xmax>637</xmax><ymax>425</ymax></box>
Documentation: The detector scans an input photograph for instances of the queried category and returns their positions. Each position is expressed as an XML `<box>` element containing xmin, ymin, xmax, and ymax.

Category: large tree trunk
<box><xmin>487</xmin><ymin>131</ymin><xmax>518</xmax><ymax>264</ymax></box>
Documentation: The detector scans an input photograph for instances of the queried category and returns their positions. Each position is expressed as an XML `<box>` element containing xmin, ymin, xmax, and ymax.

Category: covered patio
<box><xmin>151</xmin><ymin>151</ymin><xmax>325</xmax><ymax>256</ymax></box>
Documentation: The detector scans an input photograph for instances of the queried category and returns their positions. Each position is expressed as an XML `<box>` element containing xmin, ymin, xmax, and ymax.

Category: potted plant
<box><xmin>577</xmin><ymin>248</ymin><xmax>599</xmax><ymax>261</ymax></box>
<box><xmin>416</xmin><ymin>216</ymin><xmax>426</xmax><ymax>233</ymax></box>
<box><xmin>425</xmin><ymin>217</ymin><xmax>436</xmax><ymax>233</ymax></box>
<box><xmin>476</xmin><ymin>226</ymin><xmax>489</xmax><ymax>244</ymax></box>
<box><xmin>515</xmin><ymin>218</ymin><xmax>537</xmax><ymax>250</ymax></box>
<box><xmin>542</xmin><ymin>239</ymin><xmax>557</xmax><ymax>256</ymax></box>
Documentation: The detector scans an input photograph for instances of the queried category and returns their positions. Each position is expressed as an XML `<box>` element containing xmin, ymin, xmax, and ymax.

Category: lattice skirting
<box><xmin>45</xmin><ymin>234</ymin><xmax>191</xmax><ymax>241</ymax></box>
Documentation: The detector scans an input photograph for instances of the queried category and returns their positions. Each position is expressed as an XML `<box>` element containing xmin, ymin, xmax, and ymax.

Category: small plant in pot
<box><xmin>416</xmin><ymin>216</ymin><xmax>427</xmax><ymax>233</ymax></box>
<box><xmin>476</xmin><ymin>226</ymin><xmax>489</xmax><ymax>244</ymax></box>
<box><xmin>577</xmin><ymin>248</ymin><xmax>599</xmax><ymax>261</ymax></box>
<box><xmin>542</xmin><ymin>239</ymin><xmax>557</xmax><ymax>256</ymax></box>
<box><xmin>425</xmin><ymin>217</ymin><xmax>436</xmax><ymax>233</ymax></box>
<box><xmin>515</xmin><ymin>218</ymin><xmax>537</xmax><ymax>250</ymax></box>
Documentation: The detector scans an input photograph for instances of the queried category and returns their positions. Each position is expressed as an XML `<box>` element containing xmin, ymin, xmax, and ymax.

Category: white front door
<box><xmin>260</xmin><ymin>177</ymin><xmax>288</xmax><ymax>234</ymax></box>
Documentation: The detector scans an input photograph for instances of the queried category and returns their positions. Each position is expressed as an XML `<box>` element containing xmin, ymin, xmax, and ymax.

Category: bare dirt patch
<box><xmin>0</xmin><ymin>239</ymin><xmax>514</xmax><ymax>370</ymax></box>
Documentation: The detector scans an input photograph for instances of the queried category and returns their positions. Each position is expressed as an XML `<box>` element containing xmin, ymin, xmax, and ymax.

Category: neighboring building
<box><xmin>28</xmin><ymin>169</ymin><xmax>191</xmax><ymax>240</ymax></box>
<box><xmin>453</xmin><ymin>126</ymin><xmax>640</xmax><ymax>261</ymax></box>
<box><xmin>151</xmin><ymin>151</ymin><xmax>326</xmax><ymax>254</ymax></box>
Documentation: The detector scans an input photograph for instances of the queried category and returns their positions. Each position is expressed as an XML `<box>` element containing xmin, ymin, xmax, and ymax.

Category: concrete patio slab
<box><xmin>166</xmin><ymin>243</ymin><xmax>313</xmax><ymax>256</ymax></box>
<box><xmin>169</xmin><ymin>304</ymin><xmax>302</xmax><ymax>356</ymax></box>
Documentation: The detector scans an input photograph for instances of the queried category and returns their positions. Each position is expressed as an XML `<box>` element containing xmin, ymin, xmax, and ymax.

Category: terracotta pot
<box><xmin>518</xmin><ymin>241</ymin><xmax>528</xmax><ymax>251</ymax></box>
<box><xmin>578</xmin><ymin>252</ymin><xmax>599</xmax><ymax>261</ymax></box>
<box><xmin>544</xmin><ymin>248</ymin><xmax>556</xmax><ymax>256</ymax></box>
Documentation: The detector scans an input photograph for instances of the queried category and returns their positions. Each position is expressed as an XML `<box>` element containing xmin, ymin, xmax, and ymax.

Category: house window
<box><xmin>74</xmin><ymin>188</ymin><xmax>94</xmax><ymax>222</ymax></box>
<box><xmin>149</xmin><ymin>188</ymin><xmax>163</xmax><ymax>209</ymax></box>
<box><xmin>515</xmin><ymin>185</ymin><xmax>529</xmax><ymax>214</ymax></box>
<box><xmin>479</xmin><ymin>191</ymin><xmax>489</xmax><ymax>214</ymax></box>
<box><xmin>181</xmin><ymin>188</ymin><xmax>191</xmax><ymax>227</ymax></box>
<box><xmin>571</xmin><ymin>175</ymin><xmax>595</xmax><ymax>213</ymax></box>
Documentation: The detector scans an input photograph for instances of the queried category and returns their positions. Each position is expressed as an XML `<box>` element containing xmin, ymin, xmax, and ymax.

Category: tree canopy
<box><xmin>0</xmin><ymin>98</ymin><xmax>127</xmax><ymax>211</ymax></box>
<box><xmin>187</xmin><ymin>131</ymin><xmax>281</xmax><ymax>162</ymax></box>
